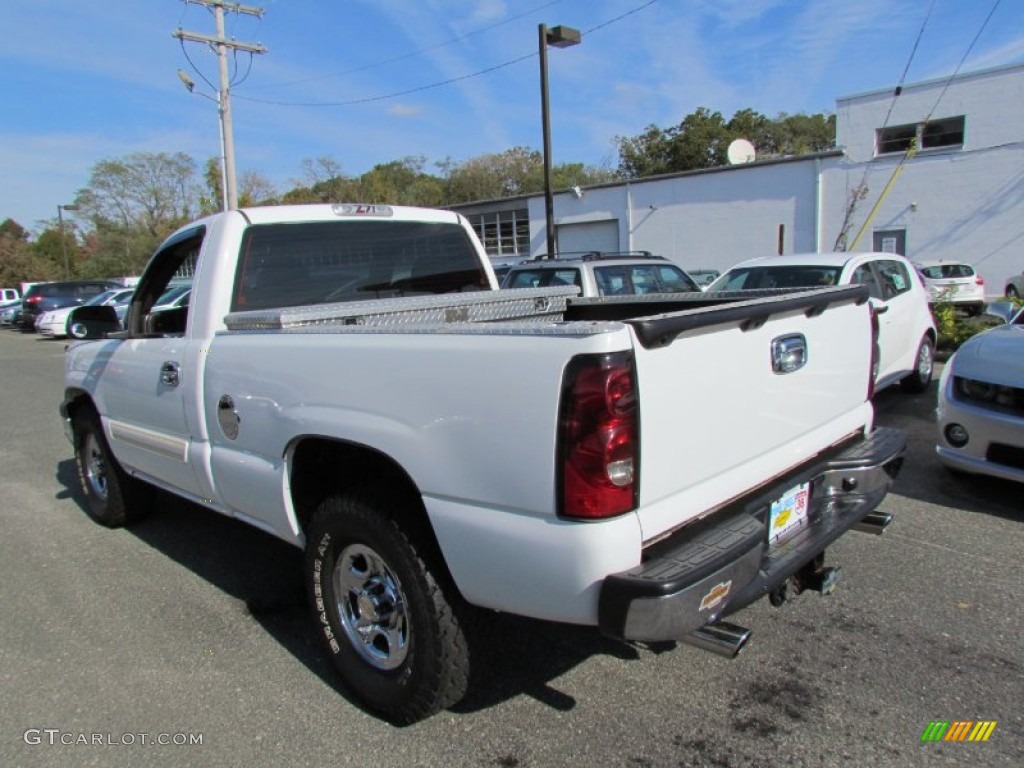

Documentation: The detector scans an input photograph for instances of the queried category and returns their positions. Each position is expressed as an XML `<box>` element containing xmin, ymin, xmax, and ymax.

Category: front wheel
<box><xmin>899</xmin><ymin>335</ymin><xmax>934</xmax><ymax>393</ymax></box>
<box><xmin>73</xmin><ymin>410</ymin><xmax>151</xmax><ymax>527</ymax></box>
<box><xmin>305</xmin><ymin>487</ymin><xmax>473</xmax><ymax>723</ymax></box>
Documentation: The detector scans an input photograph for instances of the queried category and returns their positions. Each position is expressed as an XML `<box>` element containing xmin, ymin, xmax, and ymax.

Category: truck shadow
<box><xmin>54</xmin><ymin>459</ymin><xmax>645</xmax><ymax>721</ymax></box>
<box><xmin>871</xmin><ymin>378</ymin><xmax>1022</xmax><ymax>521</ymax></box>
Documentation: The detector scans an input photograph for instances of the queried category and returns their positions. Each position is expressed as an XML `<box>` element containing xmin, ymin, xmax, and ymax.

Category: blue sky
<box><xmin>2</xmin><ymin>0</ymin><xmax>1022</xmax><ymax>234</ymax></box>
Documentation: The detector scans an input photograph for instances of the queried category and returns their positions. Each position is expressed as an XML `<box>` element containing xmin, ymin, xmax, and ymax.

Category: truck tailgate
<box><xmin>626</xmin><ymin>286</ymin><xmax>875</xmax><ymax>542</ymax></box>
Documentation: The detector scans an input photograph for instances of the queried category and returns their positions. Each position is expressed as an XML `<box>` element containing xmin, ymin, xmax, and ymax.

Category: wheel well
<box><xmin>289</xmin><ymin>438</ymin><xmax>460</xmax><ymax>596</ymax></box>
<box><xmin>289</xmin><ymin>438</ymin><xmax>434</xmax><ymax>540</ymax></box>
<box><xmin>63</xmin><ymin>389</ymin><xmax>97</xmax><ymax>424</ymax></box>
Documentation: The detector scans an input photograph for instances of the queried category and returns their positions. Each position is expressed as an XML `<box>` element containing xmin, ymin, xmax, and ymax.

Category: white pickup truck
<box><xmin>61</xmin><ymin>203</ymin><xmax>905</xmax><ymax>723</ymax></box>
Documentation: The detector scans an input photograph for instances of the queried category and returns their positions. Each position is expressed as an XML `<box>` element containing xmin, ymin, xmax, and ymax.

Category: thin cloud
<box><xmin>388</xmin><ymin>103</ymin><xmax>423</xmax><ymax>117</ymax></box>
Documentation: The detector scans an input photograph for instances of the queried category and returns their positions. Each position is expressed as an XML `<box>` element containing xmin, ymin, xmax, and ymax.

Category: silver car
<box><xmin>1005</xmin><ymin>270</ymin><xmax>1023</xmax><ymax>299</ymax></box>
<box><xmin>936</xmin><ymin>305</ymin><xmax>1024</xmax><ymax>483</ymax></box>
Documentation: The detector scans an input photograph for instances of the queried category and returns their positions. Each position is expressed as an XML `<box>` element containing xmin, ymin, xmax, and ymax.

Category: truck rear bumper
<box><xmin>598</xmin><ymin>427</ymin><xmax>906</xmax><ymax>642</ymax></box>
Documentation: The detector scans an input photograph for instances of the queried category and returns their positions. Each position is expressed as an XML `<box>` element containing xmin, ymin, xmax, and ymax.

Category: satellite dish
<box><xmin>727</xmin><ymin>138</ymin><xmax>756</xmax><ymax>164</ymax></box>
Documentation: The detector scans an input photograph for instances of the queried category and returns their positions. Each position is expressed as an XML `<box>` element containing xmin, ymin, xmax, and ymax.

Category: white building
<box><xmin>454</xmin><ymin>63</ymin><xmax>1024</xmax><ymax>295</ymax></box>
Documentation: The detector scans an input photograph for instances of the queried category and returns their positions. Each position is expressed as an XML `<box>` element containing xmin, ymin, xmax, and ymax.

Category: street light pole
<box><xmin>178</xmin><ymin>69</ymin><xmax>228</xmax><ymax>212</ymax></box>
<box><xmin>172</xmin><ymin>1</ymin><xmax>266</xmax><ymax>211</ymax></box>
<box><xmin>538</xmin><ymin>23</ymin><xmax>580</xmax><ymax>259</ymax></box>
<box><xmin>57</xmin><ymin>204</ymin><xmax>79</xmax><ymax>279</ymax></box>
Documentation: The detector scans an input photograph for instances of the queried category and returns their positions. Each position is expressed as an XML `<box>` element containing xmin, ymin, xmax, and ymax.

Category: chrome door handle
<box><xmin>160</xmin><ymin>361</ymin><xmax>180</xmax><ymax>387</ymax></box>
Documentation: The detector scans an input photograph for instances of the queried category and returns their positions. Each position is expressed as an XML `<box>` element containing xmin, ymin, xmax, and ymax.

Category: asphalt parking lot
<box><xmin>1</xmin><ymin>329</ymin><xmax>1021</xmax><ymax>768</ymax></box>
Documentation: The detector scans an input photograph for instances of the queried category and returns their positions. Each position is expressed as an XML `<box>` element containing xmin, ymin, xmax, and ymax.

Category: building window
<box><xmin>876</xmin><ymin>116</ymin><xmax>965</xmax><ymax>155</ymax></box>
<box><xmin>468</xmin><ymin>208</ymin><xmax>530</xmax><ymax>257</ymax></box>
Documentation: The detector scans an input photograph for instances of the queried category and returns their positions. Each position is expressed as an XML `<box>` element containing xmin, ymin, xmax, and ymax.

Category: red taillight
<box><xmin>26</xmin><ymin>296</ymin><xmax>41</xmax><ymax>304</ymax></box>
<box><xmin>976</xmin><ymin>275</ymin><xmax>984</xmax><ymax>286</ymax></box>
<box><xmin>558</xmin><ymin>353</ymin><xmax>638</xmax><ymax>519</ymax></box>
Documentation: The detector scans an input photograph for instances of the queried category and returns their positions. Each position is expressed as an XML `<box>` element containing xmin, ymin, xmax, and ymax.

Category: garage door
<box><xmin>557</xmin><ymin>220</ymin><xmax>619</xmax><ymax>255</ymax></box>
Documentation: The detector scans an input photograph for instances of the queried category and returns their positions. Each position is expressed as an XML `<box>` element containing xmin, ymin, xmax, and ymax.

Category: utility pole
<box><xmin>173</xmin><ymin>1</ymin><xmax>266</xmax><ymax>210</ymax></box>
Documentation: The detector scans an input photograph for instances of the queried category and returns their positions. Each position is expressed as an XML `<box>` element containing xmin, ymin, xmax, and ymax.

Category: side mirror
<box><xmin>984</xmin><ymin>300</ymin><xmax>1017</xmax><ymax>325</ymax></box>
<box><xmin>68</xmin><ymin>305</ymin><xmax>119</xmax><ymax>340</ymax></box>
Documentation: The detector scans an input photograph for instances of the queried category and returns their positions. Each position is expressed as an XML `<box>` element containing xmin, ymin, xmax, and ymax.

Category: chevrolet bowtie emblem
<box><xmin>699</xmin><ymin>580</ymin><xmax>732</xmax><ymax>612</ymax></box>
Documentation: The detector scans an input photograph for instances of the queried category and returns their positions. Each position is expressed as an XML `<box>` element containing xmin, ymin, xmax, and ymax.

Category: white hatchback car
<box><xmin>936</xmin><ymin>305</ymin><xmax>1024</xmax><ymax>483</ymax></box>
<box><xmin>708</xmin><ymin>252</ymin><xmax>938</xmax><ymax>394</ymax></box>
<box><xmin>916</xmin><ymin>261</ymin><xmax>985</xmax><ymax>315</ymax></box>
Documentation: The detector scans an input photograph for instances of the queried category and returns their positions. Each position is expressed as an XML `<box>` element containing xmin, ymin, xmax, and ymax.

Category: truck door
<box><xmin>98</xmin><ymin>228</ymin><xmax>205</xmax><ymax>498</ymax></box>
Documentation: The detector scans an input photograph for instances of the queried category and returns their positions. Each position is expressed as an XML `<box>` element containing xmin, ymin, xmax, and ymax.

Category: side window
<box><xmin>594</xmin><ymin>267</ymin><xmax>628</xmax><ymax>295</ymax></box>
<box><xmin>875</xmin><ymin>260</ymin><xmax>911</xmax><ymax>300</ymax></box>
<box><xmin>547</xmin><ymin>269</ymin><xmax>581</xmax><ymax>288</ymax></box>
<box><xmin>507</xmin><ymin>270</ymin><xmax>542</xmax><ymax>289</ymax></box>
<box><xmin>851</xmin><ymin>263</ymin><xmax>884</xmax><ymax>300</ymax></box>
<box><xmin>656</xmin><ymin>266</ymin><xmax>699</xmax><ymax>292</ymax></box>
<box><xmin>125</xmin><ymin>228</ymin><xmax>203</xmax><ymax>337</ymax></box>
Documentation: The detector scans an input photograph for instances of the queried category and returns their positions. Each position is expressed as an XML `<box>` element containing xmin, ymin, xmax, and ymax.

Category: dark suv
<box><xmin>19</xmin><ymin>280</ymin><xmax>123</xmax><ymax>331</ymax></box>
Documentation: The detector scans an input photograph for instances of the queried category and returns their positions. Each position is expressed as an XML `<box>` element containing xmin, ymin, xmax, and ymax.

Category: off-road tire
<box><xmin>305</xmin><ymin>486</ymin><xmax>473</xmax><ymax>724</ymax></box>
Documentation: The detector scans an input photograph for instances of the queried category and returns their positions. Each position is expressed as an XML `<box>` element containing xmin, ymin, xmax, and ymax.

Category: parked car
<box><xmin>686</xmin><ymin>269</ymin><xmax>721</xmax><ymax>290</ymax></box>
<box><xmin>916</xmin><ymin>260</ymin><xmax>985</xmax><ymax>315</ymax></box>
<box><xmin>707</xmin><ymin>251</ymin><xmax>937</xmax><ymax>394</ymax></box>
<box><xmin>501</xmin><ymin>252</ymin><xmax>702</xmax><ymax>296</ymax></box>
<box><xmin>1005</xmin><ymin>270</ymin><xmax>1024</xmax><ymax>299</ymax></box>
<box><xmin>37</xmin><ymin>288</ymin><xmax>134</xmax><ymax>339</ymax></box>
<box><xmin>19</xmin><ymin>280</ymin><xmax>122</xmax><ymax>331</ymax></box>
<box><xmin>0</xmin><ymin>300</ymin><xmax>20</xmax><ymax>326</ymax></box>
<box><xmin>936</xmin><ymin>303</ymin><xmax>1024</xmax><ymax>483</ymax></box>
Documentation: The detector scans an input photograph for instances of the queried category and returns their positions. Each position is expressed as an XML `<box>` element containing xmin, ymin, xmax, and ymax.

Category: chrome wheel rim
<box><xmin>333</xmin><ymin>543</ymin><xmax>409</xmax><ymax>670</ymax></box>
<box><xmin>83</xmin><ymin>432</ymin><xmax>108</xmax><ymax>501</ymax></box>
<box><xmin>917</xmin><ymin>342</ymin><xmax>933</xmax><ymax>382</ymax></box>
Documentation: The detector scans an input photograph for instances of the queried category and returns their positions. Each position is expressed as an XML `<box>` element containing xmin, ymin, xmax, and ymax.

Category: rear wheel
<box><xmin>899</xmin><ymin>335</ymin><xmax>934</xmax><ymax>394</ymax></box>
<box><xmin>73</xmin><ymin>410</ymin><xmax>151</xmax><ymax>527</ymax></box>
<box><xmin>305</xmin><ymin>486</ymin><xmax>473</xmax><ymax>723</ymax></box>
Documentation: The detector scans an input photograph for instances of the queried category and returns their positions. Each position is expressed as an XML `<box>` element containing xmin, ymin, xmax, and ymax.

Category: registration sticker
<box><xmin>769</xmin><ymin>482</ymin><xmax>810</xmax><ymax>546</ymax></box>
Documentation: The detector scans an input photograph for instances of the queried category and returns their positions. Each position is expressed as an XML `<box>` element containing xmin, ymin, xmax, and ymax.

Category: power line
<box><xmin>234</xmin><ymin>0</ymin><xmax>660</xmax><ymax>108</ymax></box>
<box><xmin>923</xmin><ymin>0</ymin><xmax>1001</xmax><ymax>122</ymax></box>
<box><xmin>244</xmin><ymin>0</ymin><xmax>568</xmax><ymax>91</ymax></box>
<box><xmin>834</xmin><ymin>0</ymin><xmax>938</xmax><ymax>250</ymax></box>
<box><xmin>173</xmin><ymin>1</ymin><xmax>267</xmax><ymax>210</ymax></box>
<box><xmin>841</xmin><ymin>0</ymin><xmax>1004</xmax><ymax>251</ymax></box>
<box><xmin>879</xmin><ymin>0</ymin><xmax>937</xmax><ymax>132</ymax></box>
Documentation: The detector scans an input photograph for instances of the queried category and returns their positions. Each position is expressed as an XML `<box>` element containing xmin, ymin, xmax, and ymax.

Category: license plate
<box><xmin>769</xmin><ymin>482</ymin><xmax>810</xmax><ymax>546</ymax></box>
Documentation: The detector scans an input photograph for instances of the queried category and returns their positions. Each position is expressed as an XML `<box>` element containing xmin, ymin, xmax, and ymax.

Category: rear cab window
<box><xmin>232</xmin><ymin>220</ymin><xmax>489</xmax><ymax>312</ymax></box>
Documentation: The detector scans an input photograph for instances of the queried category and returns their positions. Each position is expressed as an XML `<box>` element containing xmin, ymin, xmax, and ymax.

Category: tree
<box><xmin>775</xmin><ymin>112</ymin><xmax>835</xmax><ymax>156</ymax></box>
<box><xmin>76</xmin><ymin>152</ymin><xmax>200</xmax><ymax>238</ymax></box>
<box><xmin>202</xmin><ymin>158</ymin><xmax>279</xmax><ymax>213</ymax></box>
<box><xmin>440</xmin><ymin>147</ymin><xmax>614</xmax><ymax>203</ymax></box>
<box><xmin>72</xmin><ymin>152</ymin><xmax>202</xmax><ymax>275</ymax></box>
<box><xmin>354</xmin><ymin>157</ymin><xmax>444</xmax><ymax>206</ymax></box>
<box><xmin>0</xmin><ymin>218</ymin><xmax>40</xmax><ymax>286</ymax></box>
<box><xmin>616</xmin><ymin>107</ymin><xmax>836</xmax><ymax>178</ymax></box>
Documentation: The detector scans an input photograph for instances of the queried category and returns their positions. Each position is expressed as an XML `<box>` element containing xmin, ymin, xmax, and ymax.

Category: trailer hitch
<box><xmin>768</xmin><ymin>554</ymin><xmax>841</xmax><ymax>606</ymax></box>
